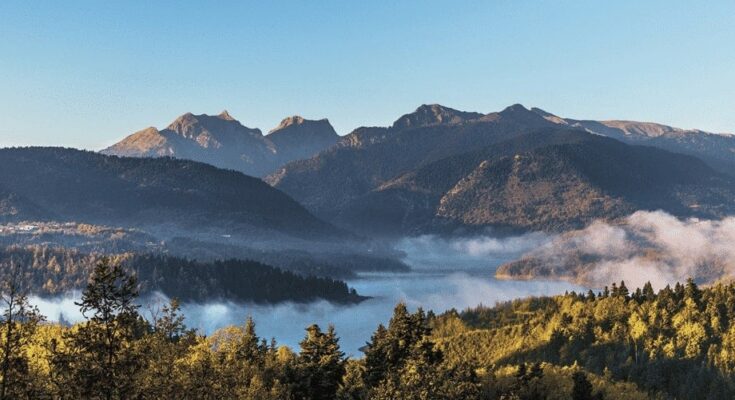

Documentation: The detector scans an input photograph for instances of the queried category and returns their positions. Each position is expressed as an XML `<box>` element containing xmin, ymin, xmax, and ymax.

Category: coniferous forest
<box><xmin>1</xmin><ymin>258</ymin><xmax>735</xmax><ymax>399</ymax></box>
<box><xmin>0</xmin><ymin>247</ymin><xmax>362</xmax><ymax>304</ymax></box>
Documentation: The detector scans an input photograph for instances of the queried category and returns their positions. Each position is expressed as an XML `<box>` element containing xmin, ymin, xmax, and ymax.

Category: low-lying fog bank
<box><xmin>36</xmin><ymin>210</ymin><xmax>728</xmax><ymax>355</ymax></box>
<box><xmin>31</xmin><ymin>234</ymin><xmax>582</xmax><ymax>355</ymax></box>
<box><xmin>497</xmin><ymin>210</ymin><xmax>735</xmax><ymax>290</ymax></box>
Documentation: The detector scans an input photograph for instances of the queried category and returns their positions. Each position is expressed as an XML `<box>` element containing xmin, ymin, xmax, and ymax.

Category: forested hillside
<box><xmin>434</xmin><ymin>279</ymin><xmax>735</xmax><ymax>399</ymax></box>
<box><xmin>2</xmin><ymin>258</ymin><xmax>733</xmax><ymax>399</ymax></box>
<box><xmin>0</xmin><ymin>147</ymin><xmax>337</xmax><ymax>240</ymax></box>
<box><xmin>0</xmin><ymin>246</ymin><xmax>362</xmax><ymax>304</ymax></box>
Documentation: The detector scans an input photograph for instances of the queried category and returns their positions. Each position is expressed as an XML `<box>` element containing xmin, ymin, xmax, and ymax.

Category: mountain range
<box><xmin>12</xmin><ymin>103</ymin><xmax>735</xmax><ymax>239</ymax></box>
<box><xmin>531</xmin><ymin>108</ymin><xmax>735</xmax><ymax>174</ymax></box>
<box><xmin>102</xmin><ymin>111</ymin><xmax>340</xmax><ymax>177</ymax></box>
<box><xmin>267</xmin><ymin>104</ymin><xmax>735</xmax><ymax>235</ymax></box>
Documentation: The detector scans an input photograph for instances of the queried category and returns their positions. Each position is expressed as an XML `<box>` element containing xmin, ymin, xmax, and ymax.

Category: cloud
<box><xmin>511</xmin><ymin>210</ymin><xmax>735</xmax><ymax>290</ymax></box>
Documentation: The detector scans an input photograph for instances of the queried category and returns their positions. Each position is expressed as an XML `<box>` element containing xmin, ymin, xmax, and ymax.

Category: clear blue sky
<box><xmin>1</xmin><ymin>1</ymin><xmax>734</xmax><ymax>149</ymax></box>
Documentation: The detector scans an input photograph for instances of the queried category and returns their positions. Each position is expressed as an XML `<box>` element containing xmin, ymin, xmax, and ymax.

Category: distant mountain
<box><xmin>531</xmin><ymin>108</ymin><xmax>735</xmax><ymax>175</ymax></box>
<box><xmin>391</xmin><ymin>104</ymin><xmax>484</xmax><ymax>130</ymax></box>
<box><xmin>103</xmin><ymin>111</ymin><xmax>339</xmax><ymax>177</ymax></box>
<box><xmin>0</xmin><ymin>147</ymin><xmax>338</xmax><ymax>240</ymax></box>
<box><xmin>268</xmin><ymin>104</ymin><xmax>735</xmax><ymax>235</ymax></box>
<box><xmin>267</xmin><ymin>116</ymin><xmax>340</xmax><ymax>165</ymax></box>
<box><xmin>266</xmin><ymin>104</ymin><xmax>555</xmax><ymax>218</ymax></box>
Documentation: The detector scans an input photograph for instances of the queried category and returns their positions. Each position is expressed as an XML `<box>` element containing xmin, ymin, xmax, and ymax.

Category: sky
<box><xmin>1</xmin><ymin>1</ymin><xmax>734</xmax><ymax>150</ymax></box>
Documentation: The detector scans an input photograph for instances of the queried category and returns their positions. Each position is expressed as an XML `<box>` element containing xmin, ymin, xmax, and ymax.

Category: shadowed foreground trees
<box><xmin>50</xmin><ymin>258</ymin><xmax>143</xmax><ymax>399</ymax></box>
<box><xmin>0</xmin><ymin>260</ymin><xmax>44</xmax><ymax>400</ymax></box>
<box><xmin>1</xmin><ymin>258</ymin><xmax>734</xmax><ymax>398</ymax></box>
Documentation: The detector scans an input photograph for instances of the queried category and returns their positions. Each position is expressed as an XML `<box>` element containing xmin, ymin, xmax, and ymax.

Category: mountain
<box><xmin>268</xmin><ymin>104</ymin><xmax>735</xmax><ymax>235</ymax></box>
<box><xmin>531</xmin><ymin>107</ymin><xmax>735</xmax><ymax>175</ymax></box>
<box><xmin>103</xmin><ymin>111</ymin><xmax>339</xmax><ymax>177</ymax></box>
<box><xmin>391</xmin><ymin>104</ymin><xmax>484</xmax><ymax>130</ymax></box>
<box><xmin>332</xmin><ymin>129</ymin><xmax>735</xmax><ymax>234</ymax></box>
<box><xmin>0</xmin><ymin>147</ymin><xmax>338</xmax><ymax>241</ymax></box>
<box><xmin>267</xmin><ymin>115</ymin><xmax>340</xmax><ymax>164</ymax></box>
<box><xmin>266</xmin><ymin>104</ymin><xmax>555</xmax><ymax>219</ymax></box>
<box><xmin>0</xmin><ymin>185</ymin><xmax>51</xmax><ymax>222</ymax></box>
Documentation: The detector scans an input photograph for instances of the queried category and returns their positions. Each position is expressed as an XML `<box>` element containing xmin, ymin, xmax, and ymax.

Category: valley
<box><xmin>3</xmin><ymin>103</ymin><xmax>735</xmax><ymax>399</ymax></box>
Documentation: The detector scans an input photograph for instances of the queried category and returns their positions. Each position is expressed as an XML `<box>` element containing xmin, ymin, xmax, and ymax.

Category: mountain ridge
<box><xmin>0</xmin><ymin>147</ymin><xmax>341</xmax><ymax>242</ymax></box>
<box><xmin>267</xmin><ymin>104</ymin><xmax>735</xmax><ymax>235</ymax></box>
<box><xmin>103</xmin><ymin>111</ymin><xmax>339</xmax><ymax>177</ymax></box>
<box><xmin>530</xmin><ymin>107</ymin><xmax>735</xmax><ymax>174</ymax></box>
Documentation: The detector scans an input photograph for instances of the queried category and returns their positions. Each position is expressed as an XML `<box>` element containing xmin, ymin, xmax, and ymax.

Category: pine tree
<box><xmin>294</xmin><ymin>324</ymin><xmax>345</xmax><ymax>400</ymax></box>
<box><xmin>364</xmin><ymin>324</ymin><xmax>389</xmax><ymax>387</ymax></box>
<box><xmin>685</xmin><ymin>278</ymin><xmax>702</xmax><ymax>306</ymax></box>
<box><xmin>642</xmin><ymin>281</ymin><xmax>655</xmax><ymax>301</ymax></box>
<box><xmin>52</xmin><ymin>258</ymin><xmax>143</xmax><ymax>400</ymax></box>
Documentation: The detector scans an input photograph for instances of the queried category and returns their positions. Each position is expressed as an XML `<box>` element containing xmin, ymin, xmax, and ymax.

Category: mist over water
<box><xmin>31</xmin><ymin>234</ymin><xmax>582</xmax><ymax>355</ymax></box>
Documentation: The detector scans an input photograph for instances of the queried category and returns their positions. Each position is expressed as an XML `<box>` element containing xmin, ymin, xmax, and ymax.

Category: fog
<box><xmin>514</xmin><ymin>211</ymin><xmax>735</xmax><ymax>290</ymax></box>
<box><xmin>31</xmin><ymin>233</ymin><xmax>580</xmax><ymax>355</ymax></box>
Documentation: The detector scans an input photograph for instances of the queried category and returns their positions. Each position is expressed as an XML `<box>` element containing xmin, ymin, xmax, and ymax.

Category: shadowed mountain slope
<box><xmin>0</xmin><ymin>147</ymin><xmax>338</xmax><ymax>240</ymax></box>
<box><xmin>266</xmin><ymin>104</ymin><xmax>555</xmax><ymax>218</ymax></box>
<box><xmin>267</xmin><ymin>104</ymin><xmax>735</xmax><ymax>235</ymax></box>
<box><xmin>531</xmin><ymin>107</ymin><xmax>735</xmax><ymax>175</ymax></box>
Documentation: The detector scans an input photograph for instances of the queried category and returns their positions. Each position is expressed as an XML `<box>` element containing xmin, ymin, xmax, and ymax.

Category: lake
<box><xmin>32</xmin><ymin>235</ymin><xmax>583</xmax><ymax>355</ymax></box>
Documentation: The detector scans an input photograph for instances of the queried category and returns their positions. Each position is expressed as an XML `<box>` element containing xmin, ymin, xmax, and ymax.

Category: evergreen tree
<box><xmin>364</xmin><ymin>324</ymin><xmax>389</xmax><ymax>387</ymax></box>
<box><xmin>642</xmin><ymin>281</ymin><xmax>655</xmax><ymax>301</ymax></box>
<box><xmin>294</xmin><ymin>324</ymin><xmax>345</xmax><ymax>400</ymax></box>
<box><xmin>51</xmin><ymin>258</ymin><xmax>143</xmax><ymax>400</ymax></box>
<box><xmin>685</xmin><ymin>278</ymin><xmax>702</xmax><ymax>306</ymax></box>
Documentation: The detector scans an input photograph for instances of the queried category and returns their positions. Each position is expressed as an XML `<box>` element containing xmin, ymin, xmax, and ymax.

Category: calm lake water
<box><xmin>33</xmin><ymin>235</ymin><xmax>583</xmax><ymax>355</ymax></box>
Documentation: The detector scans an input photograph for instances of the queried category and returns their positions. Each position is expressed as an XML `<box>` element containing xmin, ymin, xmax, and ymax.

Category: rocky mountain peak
<box><xmin>270</xmin><ymin>115</ymin><xmax>308</xmax><ymax>133</ymax></box>
<box><xmin>218</xmin><ymin>110</ymin><xmax>236</xmax><ymax>121</ymax></box>
<box><xmin>392</xmin><ymin>104</ymin><xmax>483</xmax><ymax>130</ymax></box>
<box><xmin>268</xmin><ymin>116</ymin><xmax>336</xmax><ymax>137</ymax></box>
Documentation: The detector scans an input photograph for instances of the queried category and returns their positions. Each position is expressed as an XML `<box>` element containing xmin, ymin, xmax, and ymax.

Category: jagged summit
<box><xmin>266</xmin><ymin>116</ymin><xmax>340</xmax><ymax>160</ymax></box>
<box><xmin>269</xmin><ymin>115</ymin><xmax>331</xmax><ymax>134</ymax></box>
<box><xmin>103</xmin><ymin>111</ymin><xmax>338</xmax><ymax>177</ymax></box>
<box><xmin>218</xmin><ymin>110</ymin><xmax>236</xmax><ymax>121</ymax></box>
<box><xmin>268</xmin><ymin>116</ymin><xmax>336</xmax><ymax>136</ymax></box>
<box><xmin>391</xmin><ymin>104</ymin><xmax>483</xmax><ymax>130</ymax></box>
<box><xmin>497</xmin><ymin>103</ymin><xmax>542</xmax><ymax>119</ymax></box>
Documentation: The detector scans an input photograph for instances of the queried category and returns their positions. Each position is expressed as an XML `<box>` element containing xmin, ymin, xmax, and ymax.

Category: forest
<box><xmin>1</xmin><ymin>257</ymin><xmax>734</xmax><ymax>399</ymax></box>
<box><xmin>0</xmin><ymin>246</ymin><xmax>362</xmax><ymax>304</ymax></box>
